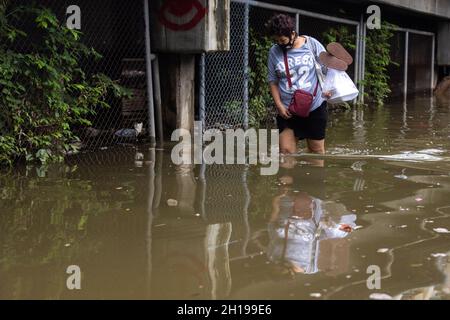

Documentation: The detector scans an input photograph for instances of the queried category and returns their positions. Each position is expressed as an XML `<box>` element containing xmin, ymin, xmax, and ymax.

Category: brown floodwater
<box><xmin>1</xmin><ymin>97</ymin><xmax>450</xmax><ymax>300</ymax></box>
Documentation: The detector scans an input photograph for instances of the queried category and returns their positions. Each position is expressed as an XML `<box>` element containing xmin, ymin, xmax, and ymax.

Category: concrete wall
<box><xmin>373</xmin><ymin>0</ymin><xmax>450</xmax><ymax>19</ymax></box>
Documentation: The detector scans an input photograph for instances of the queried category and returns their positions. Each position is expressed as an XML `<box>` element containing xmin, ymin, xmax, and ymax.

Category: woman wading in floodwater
<box><xmin>266</xmin><ymin>14</ymin><xmax>331</xmax><ymax>155</ymax></box>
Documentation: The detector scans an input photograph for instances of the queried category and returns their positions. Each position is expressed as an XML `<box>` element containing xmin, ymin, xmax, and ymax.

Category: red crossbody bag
<box><xmin>283</xmin><ymin>50</ymin><xmax>319</xmax><ymax>118</ymax></box>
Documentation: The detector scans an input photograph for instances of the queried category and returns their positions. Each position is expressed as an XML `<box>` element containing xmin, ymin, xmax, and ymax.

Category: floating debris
<box><xmin>415</xmin><ymin>197</ymin><xmax>423</xmax><ymax>202</ymax></box>
<box><xmin>433</xmin><ymin>228</ymin><xmax>450</xmax><ymax>234</ymax></box>
<box><xmin>354</xmin><ymin>225</ymin><xmax>364</xmax><ymax>230</ymax></box>
<box><xmin>351</xmin><ymin>161</ymin><xmax>366</xmax><ymax>172</ymax></box>
<box><xmin>167</xmin><ymin>199</ymin><xmax>178</xmax><ymax>206</ymax></box>
<box><xmin>64</xmin><ymin>243</ymin><xmax>71</xmax><ymax>247</ymax></box>
<box><xmin>381</xmin><ymin>152</ymin><xmax>442</xmax><ymax>162</ymax></box>
<box><xmin>377</xmin><ymin>248</ymin><xmax>389</xmax><ymax>253</ymax></box>
<box><xmin>310</xmin><ymin>293</ymin><xmax>322</xmax><ymax>298</ymax></box>
<box><xmin>431</xmin><ymin>253</ymin><xmax>447</xmax><ymax>258</ymax></box>
<box><xmin>369</xmin><ymin>293</ymin><xmax>393</xmax><ymax>300</ymax></box>
<box><xmin>135</xmin><ymin>152</ymin><xmax>144</xmax><ymax>160</ymax></box>
<box><xmin>417</xmin><ymin>148</ymin><xmax>445</xmax><ymax>155</ymax></box>
<box><xmin>115</xmin><ymin>187</ymin><xmax>123</xmax><ymax>190</ymax></box>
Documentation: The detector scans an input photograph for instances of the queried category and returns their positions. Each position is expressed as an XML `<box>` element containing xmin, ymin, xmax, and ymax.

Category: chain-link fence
<box><xmin>201</xmin><ymin>0</ymin><xmax>360</xmax><ymax>132</ymax></box>
<box><xmin>1</xmin><ymin>0</ymin><xmax>150</xmax><ymax>160</ymax></box>
<box><xmin>62</xmin><ymin>0</ymin><xmax>148</xmax><ymax>148</ymax></box>
<box><xmin>200</xmin><ymin>1</ymin><xmax>297</xmax><ymax>132</ymax></box>
<box><xmin>200</xmin><ymin>1</ymin><xmax>249</xmax><ymax>131</ymax></box>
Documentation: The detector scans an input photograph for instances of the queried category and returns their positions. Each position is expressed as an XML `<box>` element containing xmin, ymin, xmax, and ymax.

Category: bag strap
<box><xmin>303</xmin><ymin>35</ymin><xmax>325</xmax><ymax>90</ymax></box>
<box><xmin>312</xmin><ymin>80</ymin><xmax>319</xmax><ymax>97</ymax></box>
<box><xmin>283</xmin><ymin>49</ymin><xmax>319</xmax><ymax>96</ymax></box>
<box><xmin>282</xmin><ymin>49</ymin><xmax>293</xmax><ymax>89</ymax></box>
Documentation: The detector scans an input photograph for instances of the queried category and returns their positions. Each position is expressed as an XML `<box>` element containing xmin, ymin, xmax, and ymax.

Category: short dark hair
<box><xmin>265</xmin><ymin>14</ymin><xmax>295</xmax><ymax>37</ymax></box>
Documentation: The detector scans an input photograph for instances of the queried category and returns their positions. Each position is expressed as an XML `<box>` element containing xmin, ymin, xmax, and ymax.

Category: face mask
<box><xmin>278</xmin><ymin>32</ymin><xmax>297</xmax><ymax>50</ymax></box>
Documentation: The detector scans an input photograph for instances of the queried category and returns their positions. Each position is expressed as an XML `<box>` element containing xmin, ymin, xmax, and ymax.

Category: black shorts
<box><xmin>276</xmin><ymin>101</ymin><xmax>328</xmax><ymax>140</ymax></box>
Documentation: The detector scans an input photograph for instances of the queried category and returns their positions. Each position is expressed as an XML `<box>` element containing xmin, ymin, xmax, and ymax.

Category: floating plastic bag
<box><xmin>323</xmin><ymin>68</ymin><xmax>359</xmax><ymax>104</ymax></box>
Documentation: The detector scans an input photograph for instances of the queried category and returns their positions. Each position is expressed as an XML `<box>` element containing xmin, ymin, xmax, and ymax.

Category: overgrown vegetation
<box><xmin>362</xmin><ymin>22</ymin><xmax>399</xmax><ymax>105</ymax></box>
<box><xmin>0</xmin><ymin>4</ymin><xmax>128</xmax><ymax>166</ymax></box>
<box><xmin>248</xmin><ymin>29</ymin><xmax>275</xmax><ymax>128</ymax></box>
<box><xmin>223</xmin><ymin>29</ymin><xmax>274</xmax><ymax>129</ymax></box>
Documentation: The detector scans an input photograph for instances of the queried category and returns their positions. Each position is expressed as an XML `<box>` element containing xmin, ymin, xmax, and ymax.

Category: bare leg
<box><xmin>306</xmin><ymin>139</ymin><xmax>325</xmax><ymax>167</ymax></box>
<box><xmin>279</xmin><ymin>128</ymin><xmax>298</xmax><ymax>154</ymax></box>
<box><xmin>279</xmin><ymin>129</ymin><xmax>298</xmax><ymax>169</ymax></box>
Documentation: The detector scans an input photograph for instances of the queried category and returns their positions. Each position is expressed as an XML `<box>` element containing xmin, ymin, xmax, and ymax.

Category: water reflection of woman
<box><xmin>267</xmin><ymin>175</ymin><xmax>356</xmax><ymax>276</ymax></box>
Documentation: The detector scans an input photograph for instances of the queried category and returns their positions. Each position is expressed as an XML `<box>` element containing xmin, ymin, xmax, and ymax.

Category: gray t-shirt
<box><xmin>268</xmin><ymin>36</ymin><xmax>326</xmax><ymax>112</ymax></box>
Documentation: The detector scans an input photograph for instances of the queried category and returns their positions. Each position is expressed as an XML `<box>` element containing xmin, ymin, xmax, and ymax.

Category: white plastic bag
<box><xmin>323</xmin><ymin>69</ymin><xmax>359</xmax><ymax>103</ymax></box>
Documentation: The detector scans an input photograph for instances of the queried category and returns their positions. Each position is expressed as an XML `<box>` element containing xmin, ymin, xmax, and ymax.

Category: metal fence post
<box><xmin>353</xmin><ymin>23</ymin><xmax>360</xmax><ymax>105</ymax></box>
<box><xmin>360</xmin><ymin>15</ymin><xmax>366</xmax><ymax>105</ymax></box>
<box><xmin>404</xmin><ymin>31</ymin><xmax>409</xmax><ymax>103</ymax></box>
<box><xmin>355</xmin><ymin>24</ymin><xmax>360</xmax><ymax>85</ymax></box>
<box><xmin>243</xmin><ymin>1</ymin><xmax>249</xmax><ymax>130</ymax></box>
<box><xmin>152</xmin><ymin>56</ymin><xmax>164</xmax><ymax>147</ymax></box>
<box><xmin>431</xmin><ymin>34</ymin><xmax>435</xmax><ymax>90</ymax></box>
<box><xmin>143</xmin><ymin>0</ymin><xmax>156</xmax><ymax>146</ymax></box>
<box><xmin>357</xmin><ymin>14</ymin><xmax>364</xmax><ymax>104</ymax></box>
<box><xmin>199</xmin><ymin>53</ymin><xmax>206</xmax><ymax>133</ymax></box>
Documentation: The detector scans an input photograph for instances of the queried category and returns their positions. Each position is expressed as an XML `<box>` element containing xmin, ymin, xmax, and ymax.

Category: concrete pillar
<box><xmin>175</xmin><ymin>55</ymin><xmax>196</xmax><ymax>134</ymax></box>
<box><xmin>437</xmin><ymin>21</ymin><xmax>450</xmax><ymax>66</ymax></box>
